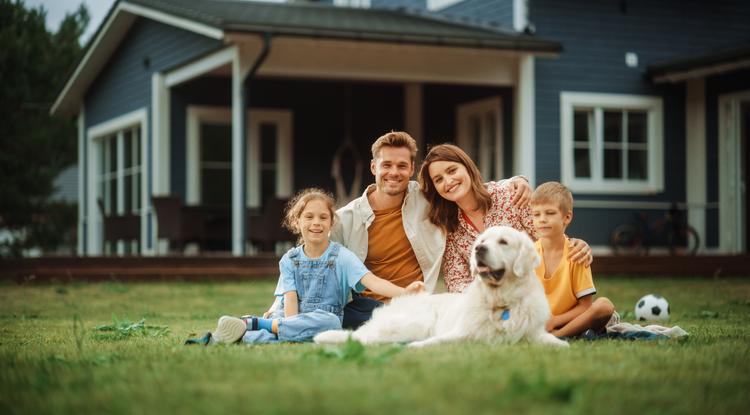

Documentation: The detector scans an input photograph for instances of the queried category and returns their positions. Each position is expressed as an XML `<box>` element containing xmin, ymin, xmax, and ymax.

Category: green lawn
<box><xmin>1</xmin><ymin>276</ymin><xmax>749</xmax><ymax>415</ymax></box>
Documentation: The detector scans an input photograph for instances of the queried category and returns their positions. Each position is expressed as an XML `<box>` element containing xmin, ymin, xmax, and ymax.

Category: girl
<box><xmin>417</xmin><ymin>144</ymin><xmax>591</xmax><ymax>293</ymax></box>
<box><xmin>187</xmin><ymin>188</ymin><xmax>424</xmax><ymax>345</ymax></box>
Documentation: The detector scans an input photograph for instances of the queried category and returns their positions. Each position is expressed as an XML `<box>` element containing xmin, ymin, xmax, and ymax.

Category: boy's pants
<box><xmin>241</xmin><ymin>309</ymin><xmax>341</xmax><ymax>344</ymax></box>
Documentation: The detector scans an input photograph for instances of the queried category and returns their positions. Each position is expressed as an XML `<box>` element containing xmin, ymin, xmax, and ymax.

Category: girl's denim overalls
<box><xmin>241</xmin><ymin>243</ymin><xmax>344</xmax><ymax>344</ymax></box>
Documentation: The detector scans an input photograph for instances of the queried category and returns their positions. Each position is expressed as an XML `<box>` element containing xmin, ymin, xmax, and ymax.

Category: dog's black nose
<box><xmin>475</xmin><ymin>244</ymin><xmax>487</xmax><ymax>254</ymax></box>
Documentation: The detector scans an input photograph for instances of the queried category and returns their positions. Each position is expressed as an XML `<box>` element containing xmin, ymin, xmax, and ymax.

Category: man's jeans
<box><xmin>342</xmin><ymin>292</ymin><xmax>383</xmax><ymax>330</ymax></box>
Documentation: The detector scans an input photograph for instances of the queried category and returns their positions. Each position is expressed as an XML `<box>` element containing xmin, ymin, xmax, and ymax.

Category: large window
<box><xmin>561</xmin><ymin>92</ymin><xmax>663</xmax><ymax>194</ymax></box>
<box><xmin>96</xmin><ymin>125</ymin><xmax>142</xmax><ymax>253</ymax></box>
<box><xmin>186</xmin><ymin>107</ymin><xmax>293</xmax><ymax>208</ymax></box>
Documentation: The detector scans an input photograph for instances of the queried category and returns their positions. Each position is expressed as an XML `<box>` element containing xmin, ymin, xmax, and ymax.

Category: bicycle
<box><xmin>610</xmin><ymin>203</ymin><xmax>700</xmax><ymax>256</ymax></box>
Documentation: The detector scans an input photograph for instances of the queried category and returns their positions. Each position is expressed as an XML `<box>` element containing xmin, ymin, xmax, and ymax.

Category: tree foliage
<box><xmin>0</xmin><ymin>0</ymin><xmax>89</xmax><ymax>256</ymax></box>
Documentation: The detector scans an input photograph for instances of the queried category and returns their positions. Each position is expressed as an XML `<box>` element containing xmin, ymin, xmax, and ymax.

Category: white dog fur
<box><xmin>314</xmin><ymin>226</ymin><xmax>568</xmax><ymax>348</ymax></box>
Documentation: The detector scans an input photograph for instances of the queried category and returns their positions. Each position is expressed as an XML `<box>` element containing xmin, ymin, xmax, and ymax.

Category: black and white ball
<box><xmin>635</xmin><ymin>294</ymin><xmax>670</xmax><ymax>322</ymax></box>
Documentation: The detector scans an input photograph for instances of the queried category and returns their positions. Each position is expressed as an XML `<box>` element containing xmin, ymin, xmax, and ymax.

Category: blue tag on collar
<box><xmin>501</xmin><ymin>309</ymin><xmax>510</xmax><ymax>321</ymax></box>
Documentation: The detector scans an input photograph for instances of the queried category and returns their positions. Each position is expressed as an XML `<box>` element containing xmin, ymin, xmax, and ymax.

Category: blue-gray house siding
<box><xmin>530</xmin><ymin>0</ymin><xmax>750</xmax><ymax>246</ymax></box>
<box><xmin>85</xmin><ymin>18</ymin><xmax>222</xmax><ymax>127</ymax></box>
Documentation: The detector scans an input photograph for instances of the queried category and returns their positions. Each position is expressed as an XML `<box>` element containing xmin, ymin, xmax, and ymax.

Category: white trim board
<box><xmin>165</xmin><ymin>46</ymin><xmax>236</xmax><ymax>88</ymax></box>
<box><xmin>119</xmin><ymin>2</ymin><xmax>223</xmax><ymax>40</ymax></box>
<box><xmin>560</xmin><ymin>91</ymin><xmax>664</xmax><ymax>194</ymax></box>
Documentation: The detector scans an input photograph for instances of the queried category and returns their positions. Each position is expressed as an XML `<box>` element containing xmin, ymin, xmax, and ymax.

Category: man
<box><xmin>332</xmin><ymin>131</ymin><xmax>533</xmax><ymax>328</ymax></box>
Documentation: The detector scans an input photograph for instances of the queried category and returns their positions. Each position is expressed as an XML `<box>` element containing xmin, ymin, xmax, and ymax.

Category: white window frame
<box><xmin>87</xmin><ymin>108</ymin><xmax>148</xmax><ymax>255</ymax></box>
<box><xmin>560</xmin><ymin>92</ymin><xmax>664</xmax><ymax>194</ymax></box>
<box><xmin>186</xmin><ymin>106</ymin><xmax>293</xmax><ymax>208</ymax></box>
<box><xmin>457</xmin><ymin>96</ymin><xmax>503</xmax><ymax>181</ymax></box>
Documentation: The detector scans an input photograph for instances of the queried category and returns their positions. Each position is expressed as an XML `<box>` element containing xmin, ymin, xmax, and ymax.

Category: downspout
<box><xmin>240</xmin><ymin>33</ymin><xmax>271</xmax><ymax>251</ymax></box>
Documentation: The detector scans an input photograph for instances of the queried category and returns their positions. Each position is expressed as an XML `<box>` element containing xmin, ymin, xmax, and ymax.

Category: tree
<box><xmin>0</xmin><ymin>0</ymin><xmax>89</xmax><ymax>256</ymax></box>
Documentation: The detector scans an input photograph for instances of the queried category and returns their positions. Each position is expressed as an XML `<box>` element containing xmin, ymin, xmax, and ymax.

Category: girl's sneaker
<box><xmin>212</xmin><ymin>316</ymin><xmax>248</xmax><ymax>344</ymax></box>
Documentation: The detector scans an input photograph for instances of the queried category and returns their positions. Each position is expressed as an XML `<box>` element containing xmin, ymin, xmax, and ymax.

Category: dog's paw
<box><xmin>407</xmin><ymin>339</ymin><xmax>431</xmax><ymax>348</ymax></box>
<box><xmin>313</xmin><ymin>330</ymin><xmax>351</xmax><ymax>345</ymax></box>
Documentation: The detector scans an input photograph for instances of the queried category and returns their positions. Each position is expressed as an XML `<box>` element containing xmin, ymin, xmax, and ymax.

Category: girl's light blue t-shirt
<box><xmin>273</xmin><ymin>242</ymin><xmax>368</xmax><ymax>306</ymax></box>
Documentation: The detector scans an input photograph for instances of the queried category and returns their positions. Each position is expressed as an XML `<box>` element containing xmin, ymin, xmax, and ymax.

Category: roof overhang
<box><xmin>648</xmin><ymin>44</ymin><xmax>750</xmax><ymax>84</ymax></box>
<box><xmin>52</xmin><ymin>0</ymin><xmax>560</xmax><ymax>117</ymax></box>
<box><xmin>51</xmin><ymin>1</ymin><xmax>224</xmax><ymax>117</ymax></box>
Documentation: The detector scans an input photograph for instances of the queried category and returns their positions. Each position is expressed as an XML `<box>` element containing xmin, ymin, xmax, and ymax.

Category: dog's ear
<box><xmin>512</xmin><ymin>232</ymin><xmax>541</xmax><ymax>277</ymax></box>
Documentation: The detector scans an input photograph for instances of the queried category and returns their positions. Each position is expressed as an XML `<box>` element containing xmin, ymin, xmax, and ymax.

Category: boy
<box><xmin>530</xmin><ymin>182</ymin><xmax>616</xmax><ymax>338</ymax></box>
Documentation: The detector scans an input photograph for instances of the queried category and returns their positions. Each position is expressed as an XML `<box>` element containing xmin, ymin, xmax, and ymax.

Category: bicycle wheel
<box><xmin>668</xmin><ymin>225</ymin><xmax>700</xmax><ymax>255</ymax></box>
<box><xmin>610</xmin><ymin>224</ymin><xmax>645</xmax><ymax>256</ymax></box>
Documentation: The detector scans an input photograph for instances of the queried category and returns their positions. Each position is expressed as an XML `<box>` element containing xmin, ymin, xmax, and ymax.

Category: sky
<box><xmin>25</xmin><ymin>0</ymin><xmax>117</xmax><ymax>43</ymax></box>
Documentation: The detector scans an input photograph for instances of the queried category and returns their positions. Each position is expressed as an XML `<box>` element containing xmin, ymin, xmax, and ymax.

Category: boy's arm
<box><xmin>360</xmin><ymin>272</ymin><xmax>424</xmax><ymax>299</ymax></box>
<box><xmin>546</xmin><ymin>295</ymin><xmax>593</xmax><ymax>331</ymax></box>
<box><xmin>283</xmin><ymin>291</ymin><xmax>299</xmax><ymax>317</ymax></box>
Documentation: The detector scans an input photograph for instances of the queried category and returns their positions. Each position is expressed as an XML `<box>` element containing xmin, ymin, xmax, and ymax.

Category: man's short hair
<box><xmin>371</xmin><ymin>131</ymin><xmax>418</xmax><ymax>163</ymax></box>
<box><xmin>531</xmin><ymin>181</ymin><xmax>573</xmax><ymax>214</ymax></box>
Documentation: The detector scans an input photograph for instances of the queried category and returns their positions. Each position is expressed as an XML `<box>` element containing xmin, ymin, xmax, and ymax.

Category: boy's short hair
<box><xmin>371</xmin><ymin>131</ymin><xmax>418</xmax><ymax>163</ymax></box>
<box><xmin>531</xmin><ymin>181</ymin><xmax>573</xmax><ymax>214</ymax></box>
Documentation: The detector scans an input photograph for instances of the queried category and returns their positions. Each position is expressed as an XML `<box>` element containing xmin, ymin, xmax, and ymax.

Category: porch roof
<box><xmin>129</xmin><ymin>0</ymin><xmax>561</xmax><ymax>52</ymax></box>
<box><xmin>51</xmin><ymin>0</ymin><xmax>561</xmax><ymax>116</ymax></box>
<box><xmin>648</xmin><ymin>43</ymin><xmax>750</xmax><ymax>84</ymax></box>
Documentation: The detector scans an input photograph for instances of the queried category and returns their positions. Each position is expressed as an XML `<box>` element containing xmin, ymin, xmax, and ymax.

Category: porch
<box><xmin>2</xmin><ymin>255</ymin><xmax>748</xmax><ymax>282</ymax></box>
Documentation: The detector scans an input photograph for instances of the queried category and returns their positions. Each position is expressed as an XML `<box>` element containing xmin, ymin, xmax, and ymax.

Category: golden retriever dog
<box><xmin>314</xmin><ymin>226</ymin><xmax>568</xmax><ymax>348</ymax></box>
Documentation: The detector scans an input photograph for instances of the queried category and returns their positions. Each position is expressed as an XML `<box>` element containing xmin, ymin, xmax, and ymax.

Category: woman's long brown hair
<box><xmin>418</xmin><ymin>144</ymin><xmax>491</xmax><ymax>234</ymax></box>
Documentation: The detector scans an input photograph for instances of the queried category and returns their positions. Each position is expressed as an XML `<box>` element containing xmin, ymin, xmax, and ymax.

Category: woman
<box><xmin>418</xmin><ymin>144</ymin><xmax>591</xmax><ymax>293</ymax></box>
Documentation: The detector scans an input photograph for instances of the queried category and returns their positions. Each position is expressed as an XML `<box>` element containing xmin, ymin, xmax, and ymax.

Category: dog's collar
<box><xmin>493</xmin><ymin>305</ymin><xmax>511</xmax><ymax>321</ymax></box>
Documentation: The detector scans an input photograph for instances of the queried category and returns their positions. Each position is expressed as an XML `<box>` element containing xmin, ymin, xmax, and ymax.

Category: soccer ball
<box><xmin>634</xmin><ymin>294</ymin><xmax>670</xmax><ymax>322</ymax></box>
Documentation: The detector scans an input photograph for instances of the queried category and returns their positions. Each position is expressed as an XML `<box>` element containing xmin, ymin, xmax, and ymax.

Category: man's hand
<box><xmin>568</xmin><ymin>238</ymin><xmax>593</xmax><ymax>267</ymax></box>
<box><xmin>509</xmin><ymin>177</ymin><xmax>532</xmax><ymax>208</ymax></box>
<box><xmin>404</xmin><ymin>281</ymin><xmax>425</xmax><ymax>295</ymax></box>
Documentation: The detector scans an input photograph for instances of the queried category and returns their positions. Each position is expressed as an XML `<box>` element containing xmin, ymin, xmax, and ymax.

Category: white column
<box><xmin>232</xmin><ymin>46</ymin><xmax>251</xmax><ymax>256</ymax></box>
<box><xmin>86</xmin><ymin>122</ymin><xmax>100</xmax><ymax>255</ymax></box>
<box><xmin>404</xmin><ymin>83</ymin><xmax>423</xmax><ymax>165</ymax></box>
<box><xmin>685</xmin><ymin>78</ymin><xmax>706</xmax><ymax>251</ymax></box>
<box><xmin>150</xmin><ymin>73</ymin><xmax>169</xmax><ymax>255</ymax></box>
<box><xmin>77</xmin><ymin>108</ymin><xmax>85</xmax><ymax>255</ymax></box>
<box><xmin>514</xmin><ymin>54</ymin><xmax>536</xmax><ymax>186</ymax></box>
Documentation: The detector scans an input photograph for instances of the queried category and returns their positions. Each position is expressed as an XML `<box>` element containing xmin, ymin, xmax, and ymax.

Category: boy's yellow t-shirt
<box><xmin>534</xmin><ymin>240</ymin><xmax>596</xmax><ymax>316</ymax></box>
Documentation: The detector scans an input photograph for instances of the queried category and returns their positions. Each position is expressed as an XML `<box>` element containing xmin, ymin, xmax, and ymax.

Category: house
<box><xmin>51</xmin><ymin>0</ymin><xmax>750</xmax><ymax>256</ymax></box>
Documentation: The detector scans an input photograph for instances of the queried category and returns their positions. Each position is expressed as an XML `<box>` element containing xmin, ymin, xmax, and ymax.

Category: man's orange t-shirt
<box><xmin>363</xmin><ymin>205</ymin><xmax>423</xmax><ymax>302</ymax></box>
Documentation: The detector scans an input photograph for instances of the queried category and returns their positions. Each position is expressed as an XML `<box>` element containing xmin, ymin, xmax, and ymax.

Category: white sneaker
<box><xmin>212</xmin><ymin>316</ymin><xmax>247</xmax><ymax>344</ymax></box>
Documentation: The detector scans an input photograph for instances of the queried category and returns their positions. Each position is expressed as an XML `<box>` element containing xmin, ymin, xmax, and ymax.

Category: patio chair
<box><xmin>97</xmin><ymin>199</ymin><xmax>140</xmax><ymax>253</ymax></box>
<box><xmin>247</xmin><ymin>198</ymin><xmax>296</xmax><ymax>253</ymax></box>
<box><xmin>151</xmin><ymin>195</ymin><xmax>206</xmax><ymax>254</ymax></box>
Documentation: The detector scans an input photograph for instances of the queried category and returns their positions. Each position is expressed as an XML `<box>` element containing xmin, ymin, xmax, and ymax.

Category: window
<box><xmin>560</xmin><ymin>92</ymin><xmax>663</xmax><ymax>194</ymax></box>
<box><xmin>186</xmin><ymin>107</ymin><xmax>293</xmax><ymax>208</ymax></box>
<box><xmin>457</xmin><ymin>97</ymin><xmax>503</xmax><ymax>181</ymax></box>
<box><xmin>96</xmin><ymin>125</ymin><xmax>142</xmax><ymax>254</ymax></box>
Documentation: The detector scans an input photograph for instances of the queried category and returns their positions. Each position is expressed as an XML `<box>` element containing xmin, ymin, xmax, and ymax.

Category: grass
<box><xmin>0</xmin><ymin>276</ymin><xmax>749</xmax><ymax>414</ymax></box>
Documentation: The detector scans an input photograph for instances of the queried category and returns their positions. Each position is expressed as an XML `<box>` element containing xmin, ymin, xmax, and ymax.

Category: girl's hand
<box><xmin>404</xmin><ymin>281</ymin><xmax>425</xmax><ymax>295</ymax></box>
<box><xmin>509</xmin><ymin>177</ymin><xmax>532</xmax><ymax>208</ymax></box>
<box><xmin>568</xmin><ymin>238</ymin><xmax>593</xmax><ymax>267</ymax></box>
<box><xmin>262</xmin><ymin>311</ymin><xmax>271</xmax><ymax>318</ymax></box>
